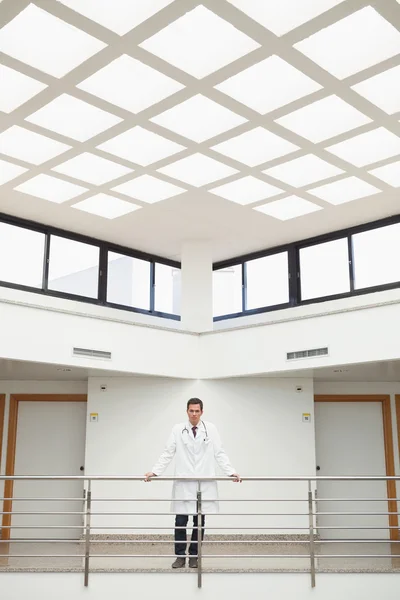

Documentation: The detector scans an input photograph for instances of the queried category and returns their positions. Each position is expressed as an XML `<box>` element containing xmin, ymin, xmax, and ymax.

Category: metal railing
<box><xmin>0</xmin><ymin>475</ymin><xmax>399</xmax><ymax>589</ymax></box>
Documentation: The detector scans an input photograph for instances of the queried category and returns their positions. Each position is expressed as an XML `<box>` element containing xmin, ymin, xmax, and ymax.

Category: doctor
<box><xmin>145</xmin><ymin>398</ymin><xmax>241</xmax><ymax>569</ymax></box>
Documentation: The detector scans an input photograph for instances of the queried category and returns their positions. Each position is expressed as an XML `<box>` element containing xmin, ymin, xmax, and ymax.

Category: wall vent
<box><xmin>286</xmin><ymin>347</ymin><xmax>328</xmax><ymax>361</ymax></box>
<box><xmin>73</xmin><ymin>347</ymin><xmax>112</xmax><ymax>360</ymax></box>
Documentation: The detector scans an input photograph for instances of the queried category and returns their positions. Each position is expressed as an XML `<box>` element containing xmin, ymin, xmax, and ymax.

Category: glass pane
<box><xmin>246</xmin><ymin>252</ymin><xmax>289</xmax><ymax>310</ymax></box>
<box><xmin>107</xmin><ymin>252</ymin><xmax>150</xmax><ymax>310</ymax></box>
<box><xmin>48</xmin><ymin>235</ymin><xmax>99</xmax><ymax>298</ymax></box>
<box><xmin>353</xmin><ymin>223</ymin><xmax>400</xmax><ymax>289</ymax></box>
<box><xmin>154</xmin><ymin>263</ymin><xmax>181</xmax><ymax>315</ymax></box>
<box><xmin>213</xmin><ymin>265</ymin><xmax>242</xmax><ymax>317</ymax></box>
<box><xmin>0</xmin><ymin>222</ymin><xmax>45</xmax><ymax>288</ymax></box>
<box><xmin>300</xmin><ymin>238</ymin><xmax>350</xmax><ymax>300</ymax></box>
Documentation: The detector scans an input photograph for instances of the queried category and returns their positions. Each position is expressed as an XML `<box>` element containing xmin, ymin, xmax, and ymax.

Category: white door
<box><xmin>11</xmin><ymin>401</ymin><xmax>87</xmax><ymax>540</ymax></box>
<box><xmin>315</xmin><ymin>401</ymin><xmax>389</xmax><ymax>540</ymax></box>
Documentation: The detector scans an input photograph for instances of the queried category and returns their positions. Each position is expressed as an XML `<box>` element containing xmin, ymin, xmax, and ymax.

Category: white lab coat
<box><xmin>151</xmin><ymin>420</ymin><xmax>235</xmax><ymax>514</ymax></box>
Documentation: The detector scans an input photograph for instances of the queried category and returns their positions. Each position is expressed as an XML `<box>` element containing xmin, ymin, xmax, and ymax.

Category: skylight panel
<box><xmin>0</xmin><ymin>4</ymin><xmax>105</xmax><ymax>77</ymax></box>
<box><xmin>140</xmin><ymin>5</ymin><xmax>260</xmax><ymax>78</ymax></box>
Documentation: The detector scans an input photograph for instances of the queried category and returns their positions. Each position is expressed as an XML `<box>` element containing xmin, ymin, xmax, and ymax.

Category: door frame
<box><xmin>1</xmin><ymin>394</ymin><xmax>87</xmax><ymax>541</ymax></box>
<box><xmin>0</xmin><ymin>395</ymin><xmax>5</xmax><ymax>468</ymax></box>
<box><xmin>396</xmin><ymin>395</ymin><xmax>400</xmax><ymax>462</ymax></box>
<box><xmin>314</xmin><ymin>395</ymin><xmax>398</xmax><ymax>541</ymax></box>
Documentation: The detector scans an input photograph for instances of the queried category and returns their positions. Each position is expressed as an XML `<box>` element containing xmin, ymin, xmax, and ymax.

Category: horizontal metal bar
<box><xmin>0</xmin><ymin>540</ymin><xmax>84</xmax><ymax>543</ymax></box>
<box><xmin>1</xmin><ymin>539</ymin><xmax>399</xmax><ymax>545</ymax></box>
<box><xmin>313</xmin><ymin>540</ymin><xmax>400</xmax><ymax>544</ymax></box>
<box><xmin>0</xmin><ymin>498</ymin><xmax>85</xmax><ymax>502</ymax></box>
<box><xmin>0</xmin><ymin>526</ymin><xmax>308</xmax><ymax>530</ymax></box>
<box><xmin>314</xmin><ymin>499</ymin><xmax>400</xmax><ymax>502</ymax></box>
<box><xmin>1</xmin><ymin>512</ymin><xmax>86</xmax><ymax>516</ymax></box>
<box><xmin>0</xmin><ymin>512</ymin><xmax>308</xmax><ymax>516</ymax></box>
<box><xmin>1</xmin><ymin>476</ymin><xmax>399</xmax><ymax>481</ymax></box>
<box><xmin>315</xmin><ymin>512</ymin><xmax>400</xmax><ymax>516</ymax></box>
<box><xmin>4</xmin><ymin>497</ymin><xmax>398</xmax><ymax>503</ymax></box>
<box><xmin>2</xmin><ymin>511</ymin><xmax>398</xmax><ymax>517</ymax></box>
<box><xmin>0</xmin><ymin>556</ymin><xmax>91</xmax><ymax>560</ymax></box>
<box><xmin>4</xmin><ymin>554</ymin><xmax>399</xmax><ymax>560</ymax></box>
<box><xmin>2</xmin><ymin>525</ymin><xmax>398</xmax><ymax>530</ymax></box>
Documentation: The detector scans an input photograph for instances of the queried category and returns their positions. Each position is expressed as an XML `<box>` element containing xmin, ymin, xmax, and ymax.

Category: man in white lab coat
<box><xmin>145</xmin><ymin>398</ymin><xmax>240</xmax><ymax>569</ymax></box>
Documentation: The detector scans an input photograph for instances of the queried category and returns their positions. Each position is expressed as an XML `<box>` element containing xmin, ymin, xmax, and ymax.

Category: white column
<box><xmin>180</xmin><ymin>241</ymin><xmax>213</xmax><ymax>332</ymax></box>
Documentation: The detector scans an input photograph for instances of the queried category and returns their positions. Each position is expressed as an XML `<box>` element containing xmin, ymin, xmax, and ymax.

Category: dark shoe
<box><xmin>172</xmin><ymin>557</ymin><xmax>186</xmax><ymax>569</ymax></box>
<box><xmin>189</xmin><ymin>557</ymin><xmax>198</xmax><ymax>568</ymax></box>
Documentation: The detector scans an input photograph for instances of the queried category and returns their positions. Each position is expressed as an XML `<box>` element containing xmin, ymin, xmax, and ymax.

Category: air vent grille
<box><xmin>287</xmin><ymin>347</ymin><xmax>328</xmax><ymax>361</ymax></box>
<box><xmin>73</xmin><ymin>347</ymin><xmax>112</xmax><ymax>360</ymax></box>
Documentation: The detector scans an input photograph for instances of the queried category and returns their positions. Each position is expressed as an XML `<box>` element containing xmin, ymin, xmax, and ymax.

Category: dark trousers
<box><xmin>175</xmin><ymin>514</ymin><xmax>206</xmax><ymax>556</ymax></box>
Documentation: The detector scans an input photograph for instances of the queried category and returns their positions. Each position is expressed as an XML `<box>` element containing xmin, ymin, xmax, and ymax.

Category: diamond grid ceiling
<box><xmin>0</xmin><ymin>0</ymin><xmax>399</xmax><ymax>262</ymax></box>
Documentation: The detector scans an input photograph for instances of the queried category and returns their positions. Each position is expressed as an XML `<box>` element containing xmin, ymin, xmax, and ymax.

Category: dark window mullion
<box><xmin>288</xmin><ymin>246</ymin><xmax>300</xmax><ymax>306</ymax></box>
<box><xmin>242</xmin><ymin>262</ymin><xmax>247</xmax><ymax>311</ymax></box>
<box><xmin>348</xmin><ymin>234</ymin><xmax>355</xmax><ymax>293</ymax></box>
<box><xmin>42</xmin><ymin>233</ymin><xmax>50</xmax><ymax>291</ymax></box>
<box><xmin>150</xmin><ymin>262</ymin><xmax>155</xmax><ymax>313</ymax></box>
<box><xmin>98</xmin><ymin>245</ymin><xmax>108</xmax><ymax>303</ymax></box>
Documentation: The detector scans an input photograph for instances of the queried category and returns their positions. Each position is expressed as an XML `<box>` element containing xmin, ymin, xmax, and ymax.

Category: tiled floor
<box><xmin>1</xmin><ymin>540</ymin><xmax>400</xmax><ymax>572</ymax></box>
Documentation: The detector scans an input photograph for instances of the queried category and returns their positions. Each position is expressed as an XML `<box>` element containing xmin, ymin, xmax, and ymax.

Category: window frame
<box><xmin>0</xmin><ymin>211</ymin><xmax>181</xmax><ymax>321</ymax></box>
<box><xmin>213</xmin><ymin>214</ymin><xmax>400</xmax><ymax>321</ymax></box>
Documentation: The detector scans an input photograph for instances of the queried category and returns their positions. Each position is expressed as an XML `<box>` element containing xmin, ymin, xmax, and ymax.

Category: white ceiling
<box><xmin>0</xmin><ymin>0</ymin><xmax>399</xmax><ymax>262</ymax></box>
<box><xmin>1</xmin><ymin>357</ymin><xmax>399</xmax><ymax>382</ymax></box>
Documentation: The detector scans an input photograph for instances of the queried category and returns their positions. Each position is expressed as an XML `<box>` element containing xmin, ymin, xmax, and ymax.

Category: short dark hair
<box><xmin>187</xmin><ymin>398</ymin><xmax>203</xmax><ymax>411</ymax></box>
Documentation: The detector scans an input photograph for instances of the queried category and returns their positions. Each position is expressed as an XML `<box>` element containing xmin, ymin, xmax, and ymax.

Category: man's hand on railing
<box><xmin>144</xmin><ymin>472</ymin><xmax>157</xmax><ymax>482</ymax></box>
<box><xmin>230</xmin><ymin>473</ymin><xmax>242</xmax><ymax>483</ymax></box>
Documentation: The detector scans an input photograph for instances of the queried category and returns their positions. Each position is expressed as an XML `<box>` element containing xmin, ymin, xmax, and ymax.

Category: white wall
<box><xmin>0</xmin><ymin>287</ymin><xmax>199</xmax><ymax>378</ymax></box>
<box><xmin>201</xmin><ymin>296</ymin><xmax>400</xmax><ymax>378</ymax></box>
<box><xmin>2</xmin><ymin>573</ymin><xmax>400</xmax><ymax>600</ymax></box>
<box><xmin>85</xmin><ymin>376</ymin><xmax>315</xmax><ymax>535</ymax></box>
<box><xmin>1</xmin><ymin>285</ymin><xmax>400</xmax><ymax>379</ymax></box>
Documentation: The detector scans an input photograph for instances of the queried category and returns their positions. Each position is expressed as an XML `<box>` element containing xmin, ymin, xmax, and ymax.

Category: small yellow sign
<box><xmin>302</xmin><ymin>413</ymin><xmax>311</xmax><ymax>422</ymax></box>
<box><xmin>90</xmin><ymin>413</ymin><xmax>98</xmax><ymax>422</ymax></box>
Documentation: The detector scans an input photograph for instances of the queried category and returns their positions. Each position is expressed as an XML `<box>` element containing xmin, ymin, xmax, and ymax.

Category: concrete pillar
<box><xmin>180</xmin><ymin>241</ymin><xmax>213</xmax><ymax>332</ymax></box>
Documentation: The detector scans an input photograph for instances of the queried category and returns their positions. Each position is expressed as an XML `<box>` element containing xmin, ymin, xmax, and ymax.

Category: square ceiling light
<box><xmin>0</xmin><ymin>4</ymin><xmax>105</xmax><ymax>77</ymax></box>
<box><xmin>72</xmin><ymin>194</ymin><xmax>140</xmax><ymax>218</ymax></box>
<box><xmin>0</xmin><ymin>64</ymin><xmax>47</xmax><ymax>113</ymax></box>
<box><xmin>25</xmin><ymin>94</ymin><xmax>122</xmax><ymax>142</ymax></box>
<box><xmin>52</xmin><ymin>152</ymin><xmax>132</xmax><ymax>184</ymax></box>
<box><xmin>14</xmin><ymin>174</ymin><xmax>88</xmax><ymax>203</ymax></box>
<box><xmin>294</xmin><ymin>7</ymin><xmax>400</xmax><ymax>79</ymax></box>
<box><xmin>97</xmin><ymin>126</ymin><xmax>185</xmax><ymax>166</ymax></box>
<box><xmin>326</xmin><ymin>128</ymin><xmax>400</xmax><ymax>167</ymax></box>
<box><xmin>139</xmin><ymin>5</ymin><xmax>260</xmax><ymax>78</ymax></box>
<box><xmin>254</xmin><ymin>196</ymin><xmax>322</xmax><ymax>220</ymax></box>
<box><xmin>212</xmin><ymin>127</ymin><xmax>299</xmax><ymax>166</ymax></box>
<box><xmin>276</xmin><ymin>96</ymin><xmax>371</xmax><ymax>143</ymax></box>
<box><xmin>263</xmin><ymin>155</ymin><xmax>343</xmax><ymax>187</ymax></box>
<box><xmin>58</xmin><ymin>0</ymin><xmax>174</xmax><ymax>35</ymax></box>
<box><xmin>157</xmin><ymin>153</ymin><xmax>238</xmax><ymax>187</ymax></box>
<box><xmin>351</xmin><ymin>65</ymin><xmax>400</xmax><ymax>115</ymax></box>
<box><xmin>210</xmin><ymin>176</ymin><xmax>284</xmax><ymax>205</ymax></box>
<box><xmin>0</xmin><ymin>126</ymin><xmax>71</xmax><ymax>165</ymax></box>
<box><xmin>0</xmin><ymin>159</ymin><xmax>27</xmax><ymax>185</ymax></box>
<box><xmin>150</xmin><ymin>95</ymin><xmax>246</xmax><ymax>142</ymax></box>
<box><xmin>308</xmin><ymin>176</ymin><xmax>381</xmax><ymax>205</ymax></box>
<box><xmin>369</xmin><ymin>161</ymin><xmax>400</xmax><ymax>187</ymax></box>
<box><xmin>215</xmin><ymin>55</ymin><xmax>321</xmax><ymax>114</ymax></box>
<box><xmin>112</xmin><ymin>175</ymin><xmax>185</xmax><ymax>203</ymax></box>
<box><xmin>77</xmin><ymin>55</ymin><xmax>183</xmax><ymax>113</ymax></box>
<box><xmin>226</xmin><ymin>0</ymin><xmax>345</xmax><ymax>36</ymax></box>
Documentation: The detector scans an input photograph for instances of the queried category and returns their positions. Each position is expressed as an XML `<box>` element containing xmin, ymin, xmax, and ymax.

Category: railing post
<box><xmin>308</xmin><ymin>480</ymin><xmax>316</xmax><ymax>588</ymax></box>
<box><xmin>84</xmin><ymin>480</ymin><xmax>92</xmax><ymax>587</ymax></box>
<box><xmin>197</xmin><ymin>481</ymin><xmax>202</xmax><ymax>589</ymax></box>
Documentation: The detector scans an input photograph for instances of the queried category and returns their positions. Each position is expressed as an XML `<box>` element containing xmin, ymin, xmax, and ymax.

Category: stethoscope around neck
<box><xmin>182</xmin><ymin>420</ymin><xmax>209</xmax><ymax>443</ymax></box>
